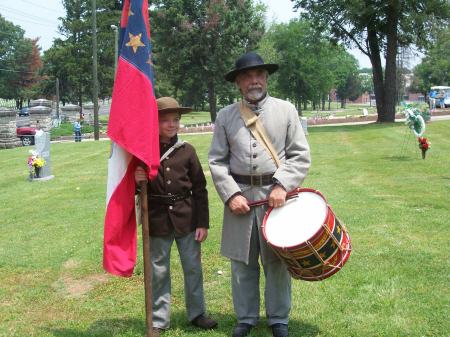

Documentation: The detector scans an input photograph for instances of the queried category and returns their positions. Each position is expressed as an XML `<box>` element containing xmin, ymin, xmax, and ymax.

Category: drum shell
<box><xmin>262</xmin><ymin>188</ymin><xmax>351</xmax><ymax>282</ymax></box>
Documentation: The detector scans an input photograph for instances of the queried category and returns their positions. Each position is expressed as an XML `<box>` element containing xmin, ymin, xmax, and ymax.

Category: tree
<box><xmin>292</xmin><ymin>0</ymin><xmax>450</xmax><ymax>122</ymax></box>
<box><xmin>151</xmin><ymin>0</ymin><xmax>266</xmax><ymax>121</ymax></box>
<box><xmin>41</xmin><ymin>0</ymin><xmax>121</xmax><ymax>105</ymax></box>
<box><xmin>261</xmin><ymin>19</ymin><xmax>334</xmax><ymax>113</ymax></box>
<box><xmin>260</xmin><ymin>19</ymin><xmax>359</xmax><ymax>113</ymax></box>
<box><xmin>412</xmin><ymin>26</ymin><xmax>450</xmax><ymax>95</ymax></box>
<box><xmin>331</xmin><ymin>50</ymin><xmax>361</xmax><ymax>108</ymax></box>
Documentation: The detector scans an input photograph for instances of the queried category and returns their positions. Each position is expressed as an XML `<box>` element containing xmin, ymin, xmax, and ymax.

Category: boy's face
<box><xmin>159</xmin><ymin>111</ymin><xmax>181</xmax><ymax>141</ymax></box>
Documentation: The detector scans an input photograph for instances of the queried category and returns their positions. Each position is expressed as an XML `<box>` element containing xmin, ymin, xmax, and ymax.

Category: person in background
<box><xmin>135</xmin><ymin>97</ymin><xmax>217</xmax><ymax>337</ymax></box>
<box><xmin>73</xmin><ymin>119</ymin><xmax>82</xmax><ymax>142</ymax></box>
<box><xmin>208</xmin><ymin>52</ymin><xmax>311</xmax><ymax>337</ymax></box>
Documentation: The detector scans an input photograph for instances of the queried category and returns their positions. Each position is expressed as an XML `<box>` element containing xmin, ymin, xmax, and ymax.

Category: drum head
<box><xmin>264</xmin><ymin>191</ymin><xmax>328</xmax><ymax>248</ymax></box>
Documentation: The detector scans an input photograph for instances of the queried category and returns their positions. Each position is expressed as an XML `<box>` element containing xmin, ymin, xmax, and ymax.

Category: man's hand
<box><xmin>195</xmin><ymin>228</ymin><xmax>208</xmax><ymax>242</ymax></box>
<box><xmin>134</xmin><ymin>166</ymin><xmax>148</xmax><ymax>184</ymax></box>
<box><xmin>228</xmin><ymin>194</ymin><xmax>251</xmax><ymax>215</ymax></box>
<box><xmin>268</xmin><ymin>185</ymin><xmax>287</xmax><ymax>208</ymax></box>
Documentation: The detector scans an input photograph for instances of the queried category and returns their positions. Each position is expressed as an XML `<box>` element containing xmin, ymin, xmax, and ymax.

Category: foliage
<box><xmin>151</xmin><ymin>0</ymin><xmax>266</xmax><ymax>121</ymax></box>
<box><xmin>411</xmin><ymin>26</ymin><xmax>450</xmax><ymax>94</ymax></box>
<box><xmin>292</xmin><ymin>0</ymin><xmax>450</xmax><ymax>122</ymax></box>
<box><xmin>1</xmin><ymin>121</ymin><xmax>449</xmax><ymax>336</ymax></box>
<box><xmin>0</xmin><ymin>15</ymin><xmax>43</xmax><ymax>108</ymax></box>
<box><xmin>40</xmin><ymin>0</ymin><xmax>121</xmax><ymax>105</ymax></box>
<box><xmin>259</xmin><ymin>19</ymin><xmax>361</xmax><ymax>112</ymax></box>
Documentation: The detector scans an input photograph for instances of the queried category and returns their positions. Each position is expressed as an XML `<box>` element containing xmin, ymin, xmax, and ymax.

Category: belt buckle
<box><xmin>250</xmin><ymin>175</ymin><xmax>262</xmax><ymax>186</ymax></box>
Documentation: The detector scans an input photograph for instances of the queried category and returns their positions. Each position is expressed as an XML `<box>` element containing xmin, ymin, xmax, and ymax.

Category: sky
<box><xmin>0</xmin><ymin>0</ymin><xmax>421</xmax><ymax>69</ymax></box>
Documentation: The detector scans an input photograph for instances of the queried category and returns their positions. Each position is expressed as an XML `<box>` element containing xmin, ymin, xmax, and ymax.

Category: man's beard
<box><xmin>246</xmin><ymin>87</ymin><xmax>266</xmax><ymax>103</ymax></box>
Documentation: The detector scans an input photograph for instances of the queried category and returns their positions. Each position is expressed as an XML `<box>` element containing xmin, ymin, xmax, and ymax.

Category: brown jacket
<box><xmin>146</xmin><ymin>138</ymin><xmax>209</xmax><ymax>237</ymax></box>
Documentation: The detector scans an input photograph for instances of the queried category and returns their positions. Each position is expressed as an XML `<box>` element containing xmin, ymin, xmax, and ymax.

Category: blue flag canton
<box><xmin>119</xmin><ymin>0</ymin><xmax>155</xmax><ymax>85</ymax></box>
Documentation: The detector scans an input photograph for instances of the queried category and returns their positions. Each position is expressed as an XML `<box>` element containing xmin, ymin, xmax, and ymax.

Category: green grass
<box><xmin>1</xmin><ymin>121</ymin><xmax>449</xmax><ymax>336</ymax></box>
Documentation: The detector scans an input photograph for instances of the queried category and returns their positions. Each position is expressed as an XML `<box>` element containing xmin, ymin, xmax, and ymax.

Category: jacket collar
<box><xmin>243</xmin><ymin>93</ymin><xmax>270</xmax><ymax>115</ymax></box>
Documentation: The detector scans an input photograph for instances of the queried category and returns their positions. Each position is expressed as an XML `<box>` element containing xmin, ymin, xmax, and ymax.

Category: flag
<box><xmin>103</xmin><ymin>0</ymin><xmax>159</xmax><ymax>277</ymax></box>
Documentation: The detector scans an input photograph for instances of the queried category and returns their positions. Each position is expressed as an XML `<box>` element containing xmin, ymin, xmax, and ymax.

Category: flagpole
<box><xmin>140</xmin><ymin>181</ymin><xmax>153</xmax><ymax>337</ymax></box>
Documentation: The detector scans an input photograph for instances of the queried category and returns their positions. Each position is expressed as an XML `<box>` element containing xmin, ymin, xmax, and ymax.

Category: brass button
<box><xmin>166</xmin><ymin>167</ymin><xmax>170</xmax><ymax>171</ymax></box>
<box><xmin>169</xmin><ymin>206</ymin><xmax>173</xmax><ymax>210</ymax></box>
<box><xmin>167</xmin><ymin>180</ymin><xmax>171</xmax><ymax>185</ymax></box>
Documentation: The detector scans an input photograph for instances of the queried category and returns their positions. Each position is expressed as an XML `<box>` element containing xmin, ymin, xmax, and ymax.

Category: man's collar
<box><xmin>243</xmin><ymin>93</ymin><xmax>269</xmax><ymax>113</ymax></box>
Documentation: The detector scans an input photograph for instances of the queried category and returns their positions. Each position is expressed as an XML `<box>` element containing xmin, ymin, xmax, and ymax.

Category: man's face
<box><xmin>235</xmin><ymin>68</ymin><xmax>268</xmax><ymax>103</ymax></box>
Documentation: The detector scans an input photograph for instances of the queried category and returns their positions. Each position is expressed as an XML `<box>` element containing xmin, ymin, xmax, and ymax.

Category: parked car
<box><xmin>18</xmin><ymin>107</ymin><xmax>30</xmax><ymax>117</ymax></box>
<box><xmin>16</xmin><ymin>126</ymin><xmax>36</xmax><ymax>146</ymax></box>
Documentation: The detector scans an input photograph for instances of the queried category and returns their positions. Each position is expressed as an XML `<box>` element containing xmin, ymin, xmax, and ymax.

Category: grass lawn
<box><xmin>0</xmin><ymin>120</ymin><xmax>449</xmax><ymax>337</ymax></box>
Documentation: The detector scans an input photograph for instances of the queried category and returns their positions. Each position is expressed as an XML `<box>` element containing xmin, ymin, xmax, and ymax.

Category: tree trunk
<box><xmin>321</xmin><ymin>95</ymin><xmax>326</xmax><ymax>111</ymax></box>
<box><xmin>383</xmin><ymin>2</ymin><xmax>399</xmax><ymax>122</ymax></box>
<box><xmin>368</xmin><ymin>28</ymin><xmax>386</xmax><ymax>122</ymax></box>
<box><xmin>207</xmin><ymin>79</ymin><xmax>217</xmax><ymax>123</ymax></box>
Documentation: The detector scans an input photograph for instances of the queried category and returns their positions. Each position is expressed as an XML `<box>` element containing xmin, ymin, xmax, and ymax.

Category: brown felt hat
<box><xmin>156</xmin><ymin>97</ymin><xmax>192</xmax><ymax>114</ymax></box>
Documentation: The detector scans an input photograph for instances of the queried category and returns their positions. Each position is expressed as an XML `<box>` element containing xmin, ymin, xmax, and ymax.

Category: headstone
<box><xmin>0</xmin><ymin>108</ymin><xmax>21</xmax><ymax>149</ymax></box>
<box><xmin>33</xmin><ymin>130</ymin><xmax>54</xmax><ymax>180</ymax></box>
<box><xmin>300</xmin><ymin>117</ymin><xmax>308</xmax><ymax>135</ymax></box>
<box><xmin>61</xmin><ymin>104</ymin><xmax>81</xmax><ymax>123</ymax></box>
<box><xmin>362</xmin><ymin>108</ymin><xmax>369</xmax><ymax>116</ymax></box>
<box><xmin>29</xmin><ymin>105</ymin><xmax>52</xmax><ymax>132</ymax></box>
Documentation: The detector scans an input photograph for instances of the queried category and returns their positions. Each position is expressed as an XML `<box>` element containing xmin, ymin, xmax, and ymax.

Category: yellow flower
<box><xmin>33</xmin><ymin>157</ymin><xmax>45</xmax><ymax>168</ymax></box>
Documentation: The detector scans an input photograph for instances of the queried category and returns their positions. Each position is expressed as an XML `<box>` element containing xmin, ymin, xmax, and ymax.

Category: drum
<box><xmin>262</xmin><ymin>188</ymin><xmax>351</xmax><ymax>281</ymax></box>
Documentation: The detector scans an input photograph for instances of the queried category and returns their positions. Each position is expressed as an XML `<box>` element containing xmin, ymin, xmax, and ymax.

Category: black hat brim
<box><xmin>225</xmin><ymin>63</ymin><xmax>278</xmax><ymax>82</ymax></box>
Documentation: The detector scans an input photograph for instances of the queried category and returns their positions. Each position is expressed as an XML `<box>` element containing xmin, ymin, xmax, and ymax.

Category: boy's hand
<box><xmin>195</xmin><ymin>228</ymin><xmax>208</xmax><ymax>242</ymax></box>
<box><xmin>135</xmin><ymin>166</ymin><xmax>148</xmax><ymax>183</ymax></box>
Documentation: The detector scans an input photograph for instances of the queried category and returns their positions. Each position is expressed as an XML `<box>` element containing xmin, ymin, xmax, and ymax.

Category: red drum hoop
<box><xmin>262</xmin><ymin>188</ymin><xmax>351</xmax><ymax>281</ymax></box>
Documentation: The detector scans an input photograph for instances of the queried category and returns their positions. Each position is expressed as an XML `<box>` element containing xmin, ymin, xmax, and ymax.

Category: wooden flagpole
<box><xmin>140</xmin><ymin>181</ymin><xmax>153</xmax><ymax>337</ymax></box>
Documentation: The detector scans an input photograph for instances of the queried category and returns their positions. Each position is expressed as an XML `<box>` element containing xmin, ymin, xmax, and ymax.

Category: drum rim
<box><xmin>262</xmin><ymin>188</ymin><xmax>330</xmax><ymax>249</ymax></box>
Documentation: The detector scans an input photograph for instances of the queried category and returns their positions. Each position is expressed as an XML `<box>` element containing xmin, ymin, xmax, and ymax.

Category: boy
<box><xmin>135</xmin><ymin>97</ymin><xmax>217</xmax><ymax>337</ymax></box>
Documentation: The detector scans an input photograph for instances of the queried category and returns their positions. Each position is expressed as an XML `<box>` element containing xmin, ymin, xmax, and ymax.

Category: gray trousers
<box><xmin>151</xmin><ymin>232</ymin><xmax>205</xmax><ymax>329</ymax></box>
<box><xmin>231</xmin><ymin>217</ymin><xmax>291</xmax><ymax>327</ymax></box>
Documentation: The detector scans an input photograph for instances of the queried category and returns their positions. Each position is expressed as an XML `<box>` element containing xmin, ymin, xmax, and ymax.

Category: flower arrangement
<box><xmin>417</xmin><ymin>137</ymin><xmax>430</xmax><ymax>159</ymax></box>
<box><xmin>27</xmin><ymin>150</ymin><xmax>45</xmax><ymax>178</ymax></box>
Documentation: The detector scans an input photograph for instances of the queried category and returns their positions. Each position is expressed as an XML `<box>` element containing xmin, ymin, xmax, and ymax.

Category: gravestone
<box><xmin>61</xmin><ymin>104</ymin><xmax>81</xmax><ymax>123</ymax></box>
<box><xmin>33</xmin><ymin>129</ymin><xmax>54</xmax><ymax>180</ymax></box>
<box><xmin>0</xmin><ymin>108</ymin><xmax>21</xmax><ymax>149</ymax></box>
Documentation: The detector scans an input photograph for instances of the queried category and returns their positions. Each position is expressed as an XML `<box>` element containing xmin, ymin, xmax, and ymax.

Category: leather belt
<box><xmin>231</xmin><ymin>173</ymin><xmax>274</xmax><ymax>186</ymax></box>
<box><xmin>149</xmin><ymin>191</ymin><xmax>191</xmax><ymax>205</ymax></box>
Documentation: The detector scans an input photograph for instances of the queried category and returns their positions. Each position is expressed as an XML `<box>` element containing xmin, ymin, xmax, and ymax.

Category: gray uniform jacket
<box><xmin>208</xmin><ymin>95</ymin><xmax>311</xmax><ymax>264</ymax></box>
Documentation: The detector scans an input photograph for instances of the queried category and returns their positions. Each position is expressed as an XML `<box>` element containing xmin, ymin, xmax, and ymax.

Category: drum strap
<box><xmin>239</xmin><ymin>101</ymin><xmax>281</xmax><ymax>168</ymax></box>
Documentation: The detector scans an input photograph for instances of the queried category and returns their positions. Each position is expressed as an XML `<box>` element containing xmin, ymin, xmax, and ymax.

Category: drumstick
<box><xmin>247</xmin><ymin>188</ymin><xmax>300</xmax><ymax>207</ymax></box>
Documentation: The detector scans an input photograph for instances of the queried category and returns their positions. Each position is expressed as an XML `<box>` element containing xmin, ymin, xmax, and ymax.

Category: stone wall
<box><xmin>29</xmin><ymin>105</ymin><xmax>52</xmax><ymax>132</ymax></box>
<box><xmin>61</xmin><ymin>104</ymin><xmax>81</xmax><ymax>123</ymax></box>
<box><xmin>0</xmin><ymin>108</ymin><xmax>21</xmax><ymax>149</ymax></box>
<box><xmin>82</xmin><ymin>102</ymin><xmax>94</xmax><ymax>125</ymax></box>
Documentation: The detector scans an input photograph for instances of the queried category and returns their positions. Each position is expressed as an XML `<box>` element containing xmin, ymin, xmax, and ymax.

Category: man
<box><xmin>208</xmin><ymin>52</ymin><xmax>311</xmax><ymax>337</ymax></box>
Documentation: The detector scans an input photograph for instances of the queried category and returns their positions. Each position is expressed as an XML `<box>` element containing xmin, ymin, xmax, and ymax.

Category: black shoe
<box><xmin>271</xmin><ymin>323</ymin><xmax>288</xmax><ymax>337</ymax></box>
<box><xmin>191</xmin><ymin>314</ymin><xmax>218</xmax><ymax>329</ymax></box>
<box><xmin>232</xmin><ymin>323</ymin><xmax>253</xmax><ymax>337</ymax></box>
